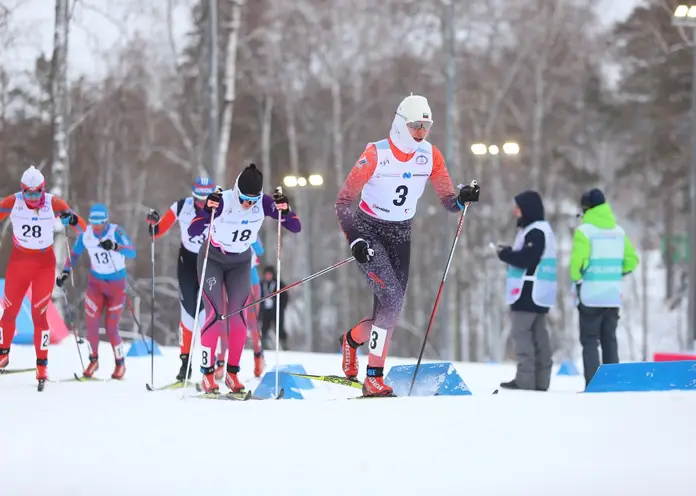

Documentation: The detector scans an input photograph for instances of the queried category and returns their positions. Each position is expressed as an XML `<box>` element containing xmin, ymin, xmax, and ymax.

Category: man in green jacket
<box><xmin>571</xmin><ymin>188</ymin><xmax>639</xmax><ymax>387</ymax></box>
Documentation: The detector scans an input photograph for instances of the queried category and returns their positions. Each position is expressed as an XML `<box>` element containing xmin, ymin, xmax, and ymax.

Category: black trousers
<box><xmin>578</xmin><ymin>303</ymin><xmax>620</xmax><ymax>386</ymax></box>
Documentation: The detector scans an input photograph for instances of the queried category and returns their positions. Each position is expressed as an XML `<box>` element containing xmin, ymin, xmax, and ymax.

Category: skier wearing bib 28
<box><xmin>336</xmin><ymin>95</ymin><xmax>480</xmax><ymax>397</ymax></box>
<box><xmin>146</xmin><ymin>177</ymin><xmax>215</xmax><ymax>382</ymax></box>
<box><xmin>0</xmin><ymin>165</ymin><xmax>87</xmax><ymax>385</ymax></box>
<box><xmin>58</xmin><ymin>204</ymin><xmax>136</xmax><ymax>379</ymax></box>
<box><xmin>188</xmin><ymin>164</ymin><xmax>301</xmax><ymax>393</ymax></box>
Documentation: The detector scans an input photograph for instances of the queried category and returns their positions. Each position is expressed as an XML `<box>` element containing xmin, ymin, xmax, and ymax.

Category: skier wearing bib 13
<box><xmin>0</xmin><ymin>165</ymin><xmax>87</xmax><ymax>385</ymax></box>
<box><xmin>58</xmin><ymin>204</ymin><xmax>136</xmax><ymax>379</ymax></box>
<box><xmin>188</xmin><ymin>164</ymin><xmax>301</xmax><ymax>393</ymax></box>
<box><xmin>336</xmin><ymin>94</ymin><xmax>480</xmax><ymax>397</ymax></box>
<box><xmin>146</xmin><ymin>177</ymin><xmax>216</xmax><ymax>383</ymax></box>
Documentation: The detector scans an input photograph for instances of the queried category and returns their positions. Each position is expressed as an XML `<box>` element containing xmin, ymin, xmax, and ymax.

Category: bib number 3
<box><xmin>393</xmin><ymin>185</ymin><xmax>408</xmax><ymax>206</ymax></box>
<box><xmin>368</xmin><ymin>325</ymin><xmax>388</xmax><ymax>356</ymax></box>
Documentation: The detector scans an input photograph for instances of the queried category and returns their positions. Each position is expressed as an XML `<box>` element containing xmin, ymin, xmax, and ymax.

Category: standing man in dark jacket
<box><xmin>494</xmin><ymin>190</ymin><xmax>557</xmax><ymax>391</ymax></box>
<box><xmin>260</xmin><ymin>266</ymin><xmax>290</xmax><ymax>350</ymax></box>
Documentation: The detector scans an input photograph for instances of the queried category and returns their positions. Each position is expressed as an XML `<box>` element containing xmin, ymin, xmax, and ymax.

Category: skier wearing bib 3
<box><xmin>188</xmin><ymin>163</ymin><xmax>301</xmax><ymax>393</ymax></box>
<box><xmin>146</xmin><ymin>177</ymin><xmax>215</xmax><ymax>382</ymax></box>
<box><xmin>59</xmin><ymin>204</ymin><xmax>136</xmax><ymax>379</ymax></box>
<box><xmin>0</xmin><ymin>165</ymin><xmax>87</xmax><ymax>384</ymax></box>
<box><xmin>336</xmin><ymin>95</ymin><xmax>480</xmax><ymax>397</ymax></box>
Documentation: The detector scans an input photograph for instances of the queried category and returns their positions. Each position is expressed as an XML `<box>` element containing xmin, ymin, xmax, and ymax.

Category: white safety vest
<box><xmin>209</xmin><ymin>190</ymin><xmax>265</xmax><ymax>254</ymax></box>
<box><xmin>83</xmin><ymin>224</ymin><xmax>126</xmax><ymax>274</ymax></box>
<box><xmin>575</xmin><ymin>224</ymin><xmax>625</xmax><ymax>308</ymax></box>
<box><xmin>10</xmin><ymin>193</ymin><xmax>56</xmax><ymax>250</ymax></box>
<box><xmin>505</xmin><ymin>221</ymin><xmax>557</xmax><ymax>307</ymax></box>
<box><xmin>174</xmin><ymin>198</ymin><xmax>208</xmax><ymax>254</ymax></box>
<box><xmin>359</xmin><ymin>139</ymin><xmax>434</xmax><ymax>221</ymax></box>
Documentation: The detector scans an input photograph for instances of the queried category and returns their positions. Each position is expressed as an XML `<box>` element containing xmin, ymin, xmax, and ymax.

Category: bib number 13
<box><xmin>393</xmin><ymin>185</ymin><xmax>408</xmax><ymax>206</ymax></box>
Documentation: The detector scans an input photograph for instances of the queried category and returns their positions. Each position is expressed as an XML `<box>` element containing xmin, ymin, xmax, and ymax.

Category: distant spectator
<box><xmin>260</xmin><ymin>266</ymin><xmax>289</xmax><ymax>350</ymax></box>
<box><xmin>571</xmin><ymin>188</ymin><xmax>638</xmax><ymax>387</ymax></box>
<box><xmin>495</xmin><ymin>190</ymin><xmax>557</xmax><ymax>391</ymax></box>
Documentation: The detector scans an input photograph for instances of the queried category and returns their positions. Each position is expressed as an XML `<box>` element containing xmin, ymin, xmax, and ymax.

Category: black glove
<box><xmin>99</xmin><ymin>239</ymin><xmax>117</xmax><ymax>251</ymax></box>
<box><xmin>351</xmin><ymin>239</ymin><xmax>374</xmax><ymax>264</ymax></box>
<box><xmin>146</xmin><ymin>210</ymin><xmax>160</xmax><ymax>225</ymax></box>
<box><xmin>56</xmin><ymin>270</ymin><xmax>70</xmax><ymax>288</ymax></box>
<box><xmin>60</xmin><ymin>211</ymin><xmax>79</xmax><ymax>226</ymax></box>
<box><xmin>204</xmin><ymin>191</ymin><xmax>222</xmax><ymax>213</ymax></box>
<box><xmin>273</xmin><ymin>188</ymin><xmax>289</xmax><ymax>216</ymax></box>
<box><xmin>458</xmin><ymin>183</ymin><xmax>480</xmax><ymax>204</ymax></box>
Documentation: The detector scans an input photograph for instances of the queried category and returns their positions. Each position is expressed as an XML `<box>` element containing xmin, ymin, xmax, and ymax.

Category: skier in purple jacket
<box><xmin>188</xmin><ymin>164</ymin><xmax>301</xmax><ymax>393</ymax></box>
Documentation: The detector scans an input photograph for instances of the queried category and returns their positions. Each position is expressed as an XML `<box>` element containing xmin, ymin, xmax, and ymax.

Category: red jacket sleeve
<box><xmin>335</xmin><ymin>144</ymin><xmax>378</xmax><ymax>244</ymax></box>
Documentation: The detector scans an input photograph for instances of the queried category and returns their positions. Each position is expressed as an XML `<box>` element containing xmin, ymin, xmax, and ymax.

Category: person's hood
<box><xmin>389</xmin><ymin>113</ymin><xmax>422</xmax><ymax>155</ymax></box>
<box><xmin>581</xmin><ymin>203</ymin><xmax>616</xmax><ymax>229</ymax></box>
<box><xmin>514</xmin><ymin>190</ymin><xmax>545</xmax><ymax>227</ymax></box>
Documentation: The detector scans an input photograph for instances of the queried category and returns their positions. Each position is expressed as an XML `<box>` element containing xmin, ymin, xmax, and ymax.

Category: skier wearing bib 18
<box><xmin>146</xmin><ymin>177</ymin><xmax>216</xmax><ymax>382</ymax></box>
<box><xmin>188</xmin><ymin>163</ymin><xmax>301</xmax><ymax>393</ymax></box>
<box><xmin>58</xmin><ymin>204</ymin><xmax>136</xmax><ymax>379</ymax></box>
<box><xmin>336</xmin><ymin>94</ymin><xmax>480</xmax><ymax>397</ymax></box>
<box><xmin>0</xmin><ymin>165</ymin><xmax>87</xmax><ymax>386</ymax></box>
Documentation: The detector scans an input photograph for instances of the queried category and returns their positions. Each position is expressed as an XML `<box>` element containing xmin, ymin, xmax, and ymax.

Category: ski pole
<box><xmin>182</xmin><ymin>207</ymin><xmax>215</xmax><ymax>396</ymax></box>
<box><xmin>274</xmin><ymin>187</ymin><xmax>283</xmax><ymax>397</ymax></box>
<box><xmin>107</xmin><ymin>254</ymin><xmax>152</xmax><ymax>354</ymax></box>
<box><xmin>220</xmin><ymin>256</ymin><xmax>356</xmax><ymax>320</ymax></box>
<box><xmin>149</xmin><ymin>211</ymin><xmax>156</xmax><ymax>389</ymax></box>
<box><xmin>60</xmin><ymin>287</ymin><xmax>85</xmax><ymax>371</ymax></box>
<box><xmin>408</xmin><ymin>180</ymin><xmax>477</xmax><ymax>396</ymax></box>
<box><xmin>61</xmin><ymin>237</ymin><xmax>85</xmax><ymax>371</ymax></box>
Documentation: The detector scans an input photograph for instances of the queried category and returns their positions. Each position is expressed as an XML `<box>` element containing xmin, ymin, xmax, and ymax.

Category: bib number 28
<box><xmin>21</xmin><ymin>225</ymin><xmax>42</xmax><ymax>238</ymax></box>
<box><xmin>393</xmin><ymin>185</ymin><xmax>408</xmax><ymax>206</ymax></box>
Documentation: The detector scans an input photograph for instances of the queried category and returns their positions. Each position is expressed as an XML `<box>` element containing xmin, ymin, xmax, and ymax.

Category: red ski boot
<box><xmin>200</xmin><ymin>368</ymin><xmax>219</xmax><ymax>393</ymax></box>
<box><xmin>253</xmin><ymin>351</ymin><xmax>264</xmax><ymax>378</ymax></box>
<box><xmin>111</xmin><ymin>343</ymin><xmax>125</xmax><ymax>379</ymax></box>
<box><xmin>362</xmin><ymin>367</ymin><xmax>395</xmax><ymax>397</ymax></box>
<box><xmin>0</xmin><ymin>349</ymin><xmax>9</xmax><ymax>369</ymax></box>
<box><xmin>225</xmin><ymin>365</ymin><xmax>245</xmax><ymax>393</ymax></box>
<box><xmin>83</xmin><ymin>355</ymin><xmax>99</xmax><ymax>378</ymax></box>
<box><xmin>339</xmin><ymin>331</ymin><xmax>361</xmax><ymax>379</ymax></box>
<box><xmin>214</xmin><ymin>354</ymin><xmax>225</xmax><ymax>380</ymax></box>
<box><xmin>112</xmin><ymin>359</ymin><xmax>126</xmax><ymax>380</ymax></box>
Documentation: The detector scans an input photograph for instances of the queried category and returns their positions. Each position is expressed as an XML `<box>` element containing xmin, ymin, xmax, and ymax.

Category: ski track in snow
<box><xmin>2</xmin><ymin>342</ymin><xmax>696</xmax><ymax>496</ymax></box>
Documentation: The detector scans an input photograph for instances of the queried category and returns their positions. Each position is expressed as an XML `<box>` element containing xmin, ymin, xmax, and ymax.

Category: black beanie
<box><xmin>580</xmin><ymin>188</ymin><xmax>605</xmax><ymax>210</ymax></box>
<box><xmin>237</xmin><ymin>163</ymin><xmax>263</xmax><ymax>196</ymax></box>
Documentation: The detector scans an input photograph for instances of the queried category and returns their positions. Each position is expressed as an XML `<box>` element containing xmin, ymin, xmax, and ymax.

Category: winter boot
<box><xmin>176</xmin><ymin>354</ymin><xmax>192</xmax><ymax>382</ymax></box>
<box><xmin>224</xmin><ymin>364</ymin><xmax>245</xmax><ymax>393</ymax></box>
<box><xmin>214</xmin><ymin>354</ymin><xmax>225</xmax><ymax>380</ymax></box>
<box><xmin>500</xmin><ymin>380</ymin><xmax>521</xmax><ymax>390</ymax></box>
<box><xmin>200</xmin><ymin>366</ymin><xmax>219</xmax><ymax>393</ymax></box>
<box><xmin>340</xmin><ymin>331</ymin><xmax>361</xmax><ymax>379</ymax></box>
<box><xmin>253</xmin><ymin>351</ymin><xmax>264</xmax><ymax>378</ymax></box>
<box><xmin>0</xmin><ymin>348</ymin><xmax>9</xmax><ymax>369</ymax></box>
<box><xmin>362</xmin><ymin>367</ymin><xmax>395</xmax><ymax>397</ymax></box>
<box><xmin>36</xmin><ymin>358</ymin><xmax>48</xmax><ymax>382</ymax></box>
<box><xmin>83</xmin><ymin>354</ymin><xmax>99</xmax><ymax>378</ymax></box>
<box><xmin>112</xmin><ymin>359</ymin><xmax>126</xmax><ymax>380</ymax></box>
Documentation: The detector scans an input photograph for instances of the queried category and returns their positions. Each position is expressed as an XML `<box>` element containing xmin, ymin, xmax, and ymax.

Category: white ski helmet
<box><xmin>20</xmin><ymin>165</ymin><xmax>46</xmax><ymax>191</ymax></box>
<box><xmin>396</xmin><ymin>94</ymin><xmax>433</xmax><ymax>125</ymax></box>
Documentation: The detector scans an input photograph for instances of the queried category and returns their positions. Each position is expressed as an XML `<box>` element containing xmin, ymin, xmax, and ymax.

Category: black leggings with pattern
<box><xmin>349</xmin><ymin>210</ymin><xmax>411</xmax><ymax>365</ymax></box>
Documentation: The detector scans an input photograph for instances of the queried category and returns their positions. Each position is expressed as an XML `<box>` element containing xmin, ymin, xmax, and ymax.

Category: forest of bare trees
<box><xmin>0</xmin><ymin>0</ymin><xmax>692</xmax><ymax>362</ymax></box>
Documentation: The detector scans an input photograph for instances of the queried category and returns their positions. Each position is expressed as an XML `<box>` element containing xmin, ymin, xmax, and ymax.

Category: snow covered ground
<box><xmin>2</xmin><ymin>341</ymin><xmax>696</xmax><ymax>496</ymax></box>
